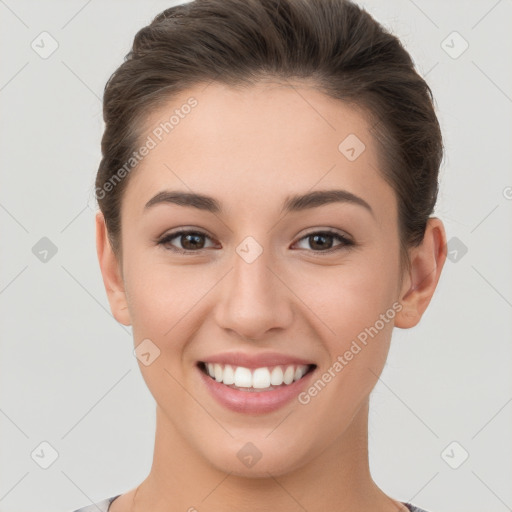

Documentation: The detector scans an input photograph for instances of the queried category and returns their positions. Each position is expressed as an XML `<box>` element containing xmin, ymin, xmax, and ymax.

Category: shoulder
<box><xmin>70</xmin><ymin>495</ymin><xmax>121</xmax><ymax>512</ymax></box>
<box><xmin>403</xmin><ymin>503</ymin><xmax>432</xmax><ymax>512</ymax></box>
<box><xmin>70</xmin><ymin>496</ymin><xmax>431</xmax><ymax>512</ymax></box>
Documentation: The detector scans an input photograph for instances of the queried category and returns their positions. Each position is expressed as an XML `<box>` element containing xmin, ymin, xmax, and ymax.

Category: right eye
<box><xmin>157</xmin><ymin>229</ymin><xmax>218</xmax><ymax>254</ymax></box>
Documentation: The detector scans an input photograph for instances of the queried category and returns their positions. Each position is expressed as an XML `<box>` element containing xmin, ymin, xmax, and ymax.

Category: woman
<box><xmin>74</xmin><ymin>0</ymin><xmax>447</xmax><ymax>510</ymax></box>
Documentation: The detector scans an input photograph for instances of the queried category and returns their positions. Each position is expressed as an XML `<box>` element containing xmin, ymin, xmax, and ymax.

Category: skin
<box><xmin>96</xmin><ymin>80</ymin><xmax>447</xmax><ymax>512</ymax></box>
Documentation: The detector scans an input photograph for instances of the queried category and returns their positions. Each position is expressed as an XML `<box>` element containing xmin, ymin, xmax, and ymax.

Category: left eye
<box><xmin>157</xmin><ymin>229</ymin><xmax>353</xmax><ymax>254</ymax></box>
<box><xmin>293</xmin><ymin>231</ymin><xmax>354</xmax><ymax>252</ymax></box>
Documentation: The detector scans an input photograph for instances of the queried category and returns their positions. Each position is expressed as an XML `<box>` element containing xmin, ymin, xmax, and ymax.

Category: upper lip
<box><xmin>198</xmin><ymin>351</ymin><xmax>316</xmax><ymax>369</ymax></box>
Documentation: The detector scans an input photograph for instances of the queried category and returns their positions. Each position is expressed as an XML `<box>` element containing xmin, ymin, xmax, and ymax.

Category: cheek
<box><xmin>124</xmin><ymin>254</ymin><xmax>222</xmax><ymax>370</ymax></box>
<box><xmin>123</xmin><ymin>261</ymin><xmax>206</xmax><ymax>401</ymax></box>
<box><xmin>124</xmin><ymin>229</ymin><xmax>400</xmax><ymax>345</ymax></box>
<box><xmin>294</xmin><ymin>263</ymin><xmax>398</xmax><ymax>426</ymax></box>
<box><xmin>291</xmin><ymin>251</ymin><xmax>400</xmax><ymax>340</ymax></box>
<box><xmin>123</xmin><ymin>252</ymin><xmax>199</xmax><ymax>340</ymax></box>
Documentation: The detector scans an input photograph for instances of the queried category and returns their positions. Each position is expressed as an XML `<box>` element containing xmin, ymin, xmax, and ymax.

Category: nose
<box><xmin>213</xmin><ymin>242</ymin><xmax>294</xmax><ymax>341</ymax></box>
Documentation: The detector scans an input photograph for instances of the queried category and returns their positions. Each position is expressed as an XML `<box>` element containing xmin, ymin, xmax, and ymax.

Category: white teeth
<box><xmin>202</xmin><ymin>363</ymin><xmax>310</xmax><ymax>389</ymax></box>
<box><xmin>234</xmin><ymin>366</ymin><xmax>252</xmax><ymax>387</ymax></box>
<box><xmin>222</xmin><ymin>364</ymin><xmax>235</xmax><ymax>385</ymax></box>
<box><xmin>270</xmin><ymin>366</ymin><xmax>284</xmax><ymax>386</ymax></box>
<box><xmin>214</xmin><ymin>363</ymin><xmax>223</xmax><ymax>382</ymax></box>
<box><xmin>294</xmin><ymin>366</ymin><xmax>306</xmax><ymax>381</ymax></box>
<box><xmin>283</xmin><ymin>366</ymin><xmax>295</xmax><ymax>385</ymax></box>
<box><xmin>252</xmin><ymin>368</ymin><xmax>271</xmax><ymax>389</ymax></box>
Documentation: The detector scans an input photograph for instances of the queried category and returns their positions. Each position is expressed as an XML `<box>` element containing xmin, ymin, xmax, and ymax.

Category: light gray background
<box><xmin>1</xmin><ymin>1</ymin><xmax>511</xmax><ymax>511</ymax></box>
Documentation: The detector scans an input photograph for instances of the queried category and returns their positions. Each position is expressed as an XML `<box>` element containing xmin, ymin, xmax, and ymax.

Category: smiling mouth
<box><xmin>197</xmin><ymin>361</ymin><xmax>317</xmax><ymax>392</ymax></box>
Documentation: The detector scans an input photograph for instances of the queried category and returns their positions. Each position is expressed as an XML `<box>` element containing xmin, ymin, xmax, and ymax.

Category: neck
<box><xmin>132</xmin><ymin>399</ymin><xmax>404</xmax><ymax>512</ymax></box>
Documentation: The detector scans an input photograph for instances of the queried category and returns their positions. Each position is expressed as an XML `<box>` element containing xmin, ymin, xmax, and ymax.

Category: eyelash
<box><xmin>156</xmin><ymin>228</ymin><xmax>354</xmax><ymax>255</ymax></box>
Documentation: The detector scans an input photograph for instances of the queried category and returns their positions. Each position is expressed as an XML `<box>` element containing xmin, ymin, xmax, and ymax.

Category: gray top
<box><xmin>71</xmin><ymin>494</ymin><xmax>432</xmax><ymax>511</ymax></box>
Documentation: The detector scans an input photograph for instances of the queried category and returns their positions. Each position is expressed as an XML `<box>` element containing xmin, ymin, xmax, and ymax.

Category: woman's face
<box><xmin>106</xmin><ymin>81</ymin><xmax>411</xmax><ymax>476</ymax></box>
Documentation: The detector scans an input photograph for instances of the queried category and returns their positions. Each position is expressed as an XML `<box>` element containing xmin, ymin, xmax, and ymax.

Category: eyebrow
<box><xmin>144</xmin><ymin>189</ymin><xmax>374</xmax><ymax>217</ymax></box>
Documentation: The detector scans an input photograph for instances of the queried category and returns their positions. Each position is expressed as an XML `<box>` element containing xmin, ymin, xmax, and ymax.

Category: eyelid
<box><xmin>157</xmin><ymin>227</ymin><xmax>354</xmax><ymax>254</ymax></box>
<box><xmin>291</xmin><ymin>228</ymin><xmax>354</xmax><ymax>252</ymax></box>
<box><xmin>296</xmin><ymin>227</ymin><xmax>353</xmax><ymax>243</ymax></box>
<box><xmin>156</xmin><ymin>227</ymin><xmax>216</xmax><ymax>254</ymax></box>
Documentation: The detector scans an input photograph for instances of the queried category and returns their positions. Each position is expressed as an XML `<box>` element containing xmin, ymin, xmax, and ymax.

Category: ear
<box><xmin>395</xmin><ymin>217</ymin><xmax>447</xmax><ymax>329</ymax></box>
<box><xmin>95</xmin><ymin>211</ymin><xmax>132</xmax><ymax>326</ymax></box>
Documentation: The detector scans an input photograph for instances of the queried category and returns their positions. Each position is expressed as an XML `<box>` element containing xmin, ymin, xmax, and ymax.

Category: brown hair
<box><xmin>96</xmin><ymin>0</ymin><xmax>443</xmax><ymax>275</ymax></box>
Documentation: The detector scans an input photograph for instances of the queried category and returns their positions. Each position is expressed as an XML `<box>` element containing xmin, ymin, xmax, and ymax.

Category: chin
<box><xmin>200</xmin><ymin>437</ymin><xmax>311</xmax><ymax>479</ymax></box>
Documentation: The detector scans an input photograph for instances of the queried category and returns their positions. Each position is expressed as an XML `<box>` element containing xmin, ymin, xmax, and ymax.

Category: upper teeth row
<box><xmin>205</xmin><ymin>363</ymin><xmax>309</xmax><ymax>388</ymax></box>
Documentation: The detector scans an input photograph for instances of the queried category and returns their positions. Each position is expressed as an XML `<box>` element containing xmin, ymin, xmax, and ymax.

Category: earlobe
<box><xmin>95</xmin><ymin>211</ymin><xmax>132</xmax><ymax>326</ymax></box>
<box><xmin>395</xmin><ymin>217</ymin><xmax>447</xmax><ymax>329</ymax></box>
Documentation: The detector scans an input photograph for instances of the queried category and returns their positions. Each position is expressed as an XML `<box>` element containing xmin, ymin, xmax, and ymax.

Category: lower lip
<box><xmin>197</xmin><ymin>365</ymin><xmax>316</xmax><ymax>414</ymax></box>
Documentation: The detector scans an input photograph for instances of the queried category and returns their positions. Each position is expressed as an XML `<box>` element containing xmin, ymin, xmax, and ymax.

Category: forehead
<box><xmin>122</xmin><ymin>80</ymin><xmax>396</xmax><ymax>221</ymax></box>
